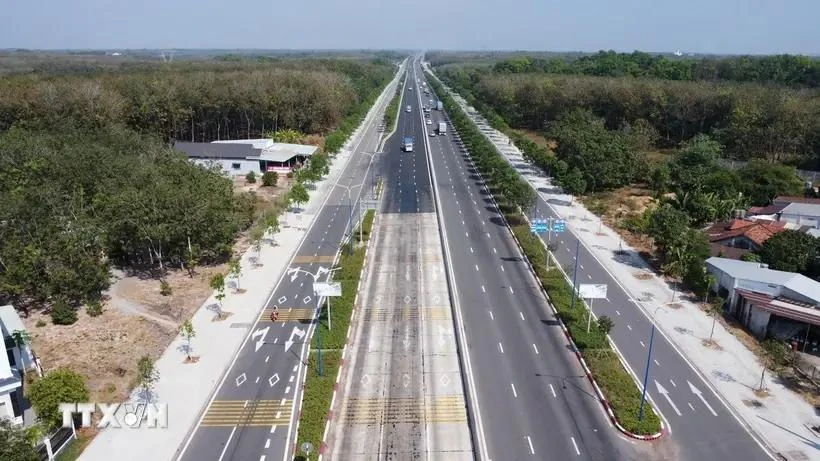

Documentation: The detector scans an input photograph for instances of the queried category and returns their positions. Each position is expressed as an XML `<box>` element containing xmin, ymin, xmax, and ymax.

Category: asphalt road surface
<box><xmin>174</xmin><ymin>65</ymin><xmax>401</xmax><ymax>461</ymax></box>
<box><xmin>416</xmin><ymin>63</ymin><xmax>647</xmax><ymax>461</ymax></box>
<box><xmin>323</xmin><ymin>65</ymin><xmax>472</xmax><ymax>460</ymax></box>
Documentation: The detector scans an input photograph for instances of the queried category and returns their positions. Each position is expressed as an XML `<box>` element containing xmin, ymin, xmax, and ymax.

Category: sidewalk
<box><xmin>79</xmin><ymin>68</ymin><xmax>404</xmax><ymax>461</ymax></box>
<box><xmin>441</xmin><ymin>84</ymin><xmax>820</xmax><ymax>460</ymax></box>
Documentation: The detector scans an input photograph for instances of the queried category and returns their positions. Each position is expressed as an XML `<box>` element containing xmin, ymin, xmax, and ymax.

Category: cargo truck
<box><xmin>436</xmin><ymin>101</ymin><xmax>443</xmax><ymax>111</ymax></box>
<box><xmin>402</xmin><ymin>136</ymin><xmax>415</xmax><ymax>152</ymax></box>
<box><xmin>437</xmin><ymin>122</ymin><xmax>447</xmax><ymax>135</ymax></box>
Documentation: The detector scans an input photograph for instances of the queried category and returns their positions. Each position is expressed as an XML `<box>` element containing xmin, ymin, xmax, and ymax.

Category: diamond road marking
<box><xmin>361</xmin><ymin>375</ymin><xmax>370</xmax><ymax>386</ymax></box>
<box><xmin>235</xmin><ymin>373</ymin><xmax>247</xmax><ymax>387</ymax></box>
<box><xmin>269</xmin><ymin>374</ymin><xmax>280</xmax><ymax>387</ymax></box>
<box><xmin>278</xmin><ymin>296</ymin><xmax>287</xmax><ymax>304</ymax></box>
<box><xmin>303</xmin><ymin>296</ymin><xmax>311</xmax><ymax>304</ymax></box>
<box><xmin>441</xmin><ymin>375</ymin><xmax>450</xmax><ymax>386</ymax></box>
<box><xmin>433</xmin><ymin>295</ymin><xmax>441</xmax><ymax>303</ymax></box>
<box><xmin>404</xmin><ymin>295</ymin><xmax>411</xmax><ymax>304</ymax></box>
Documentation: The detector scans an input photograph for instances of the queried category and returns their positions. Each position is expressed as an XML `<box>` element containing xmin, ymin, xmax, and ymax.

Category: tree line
<box><xmin>437</xmin><ymin>65</ymin><xmax>820</xmax><ymax>169</ymax></box>
<box><xmin>430</xmin><ymin>50</ymin><xmax>820</xmax><ymax>87</ymax></box>
<box><xmin>0</xmin><ymin>56</ymin><xmax>396</xmax><ymax>311</ymax></box>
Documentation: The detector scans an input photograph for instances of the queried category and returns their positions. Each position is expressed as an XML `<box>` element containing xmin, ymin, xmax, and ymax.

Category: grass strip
<box><xmin>293</xmin><ymin>209</ymin><xmax>376</xmax><ymax>459</ymax></box>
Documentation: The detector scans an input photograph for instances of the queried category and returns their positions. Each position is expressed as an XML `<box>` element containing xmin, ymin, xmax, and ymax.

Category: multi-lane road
<box><xmin>431</xmin><ymin>67</ymin><xmax>776</xmax><ymax>461</ymax></box>
<box><xmin>174</xmin><ymin>62</ymin><xmax>404</xmax><ymax>461</ymax></box>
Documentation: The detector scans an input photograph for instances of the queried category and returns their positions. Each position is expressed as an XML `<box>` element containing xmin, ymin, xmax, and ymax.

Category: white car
<box><xmin>429</xmin><ymin>132</ymin><xmax>436</xmax><ymax>137</ymax></box>
<box><xmin>426</xmin><ymin>119</ymin><xmax>432</xmax><ymax>125</ymax></box>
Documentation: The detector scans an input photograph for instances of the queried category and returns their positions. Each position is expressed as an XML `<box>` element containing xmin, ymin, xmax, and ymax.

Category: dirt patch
<box><xmin>511</xmin><ymin>128</ymin><xmax>556</xmax><ymax>151</ymax></box>
<box><xmin>22</xmin><ymin>177</ymin><xmax>293</xmax><ymax>404</ymax></box>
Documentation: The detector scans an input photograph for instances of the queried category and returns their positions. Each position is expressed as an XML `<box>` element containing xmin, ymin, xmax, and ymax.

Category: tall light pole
<box><xmin>286</xmin><ymin>266</ymin><xmax>340</xmax><ymax>376</ymax></box>
<box><xmin>639</xmin><ymin>305</ymin><xmax>666</xmax><ymax>424</ymax></box>
<box><xmin>335</xmin><ymin>181</ymin><xmax>365</xmax><ymax>252</ymax></box>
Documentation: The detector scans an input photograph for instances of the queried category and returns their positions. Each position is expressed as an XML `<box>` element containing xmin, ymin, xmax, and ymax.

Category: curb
<box><xmin>432</xmin><ymin>76</ymin><xmax>664</xmax><ymax>441</ymax></box>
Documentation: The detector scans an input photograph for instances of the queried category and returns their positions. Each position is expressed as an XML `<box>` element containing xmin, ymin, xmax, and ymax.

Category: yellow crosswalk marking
<box><xmin>360</xmin><ymin>307</ymin><xmax>450</xmax><ymax>321</ymax></box>
<box><xmin>341</xmin><ymin>396</ymin><xmax>466</xmax><ymax>424</ymax></box>
<box><xmin>292</xmin><ymin>255</ymin><xmax>336</xmax><ymax>264</ymax></box>
<box><xmin>258</xmin><ymin>308</ymin><xmax>314</xmax><ymax>322</ymax></box>
<box><xmin>200</xmin><ymin>400</ymin><xmax>293</xmax><ymax>427</ymax></box>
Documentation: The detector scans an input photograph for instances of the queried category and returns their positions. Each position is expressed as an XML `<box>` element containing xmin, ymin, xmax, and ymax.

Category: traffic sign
<box><xmin>552</xmin><ymin>219</ymin><xmax>566</xmax><ymax>232</ymax></box>
<box><xmin>530</xmin><ymin>219</ymin><xmax>549</xmax><ymax>234</ymax></box>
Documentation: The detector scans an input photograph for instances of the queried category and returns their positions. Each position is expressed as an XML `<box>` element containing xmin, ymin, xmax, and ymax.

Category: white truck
<box><xmin>436</xmin><ymin>101</ymin><xmax>443</xmax><ymax>111</ymax></box>
<box><xmin>437</xmin><ymin>122</ymin><xmax>447</xmax><ymax>135</ymax></box>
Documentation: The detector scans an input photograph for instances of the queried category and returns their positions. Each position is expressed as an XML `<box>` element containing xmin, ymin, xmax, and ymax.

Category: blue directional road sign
<box><xmin>530</xmin><ymin>219</ymin><xmax>549</xmax><ymax>234</ymax></box>
<box><xmin>552</xmin><ymin>219</ymin><xmax>566</xmax><ymax>233</ymax></box>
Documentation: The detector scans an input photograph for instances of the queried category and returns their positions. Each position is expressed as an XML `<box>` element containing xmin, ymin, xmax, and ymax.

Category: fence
<box><xmin>36</xmin><ymin>426</ymin><xmax>76</xmax><ymax>460</ymax></box>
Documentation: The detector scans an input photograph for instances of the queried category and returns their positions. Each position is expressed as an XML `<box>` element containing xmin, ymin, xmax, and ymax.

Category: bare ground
<box><xmin>22</xmin><ymin>176</ymin><xmax>292</xmax><ymax>404</ymax></box>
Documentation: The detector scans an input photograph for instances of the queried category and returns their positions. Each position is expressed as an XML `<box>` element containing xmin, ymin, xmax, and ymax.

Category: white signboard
<box><xmin>578</xmin><ymin>284</ymin><xmax>607</xmax><ymax>299</ymax></box>
<box><xmin>314</xmin><ymin>282</ymin><xmax>342</xmax><ymax>297</ymax></box>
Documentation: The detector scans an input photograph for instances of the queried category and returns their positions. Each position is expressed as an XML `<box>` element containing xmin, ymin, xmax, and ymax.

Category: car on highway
<box><xmin>426</xmin><ymin>119</ymin><xmax>432</xmax><ymax>125</ymax></box>
<box><xmin>429</xmin><ymin>132</ymin><xmax>436</xmax><ymax>137</ymax></box>
<box><xmin>408</xmin><ymin>87</ymin><xmax>412</xmax><ymax>91</ymax></box>
<box><xmin>406</xmin><ymin>105</ymin><xmax>411</xmax><ymax>112</ymax></box>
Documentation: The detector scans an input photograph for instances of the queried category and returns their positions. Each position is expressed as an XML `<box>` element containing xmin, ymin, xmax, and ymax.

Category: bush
<box><xmin>245</xmin><ymin>171</ymin><xmax>257</xmax><ymax>184</ymax></box>
<box><xmin>86</xmin><ymin>300</ymin><xmax>104</xmax><ymax>317</ymax></box>
<box><xmin>35</xmin><ymin>319</ymin><xmax>46</xmax><ymax>327</ymax></box>
<box><xmin>29</xmin><ymin>369</ymin><xmax>90</xmax><ymax>428</ymax></box>
<box><xmin>262</xmin><ymin>171</ymin><xmax>278</xmax><ymax>187</ymax></box>
<box><xmin>50</xmin><ymin>300</ymin><xmax>77</xmax><ymax>325</ymax></box>
<box><xmin>159</xmin><ymin>279</ymin><xmax>172</xmax><ymax>296</ymax></box>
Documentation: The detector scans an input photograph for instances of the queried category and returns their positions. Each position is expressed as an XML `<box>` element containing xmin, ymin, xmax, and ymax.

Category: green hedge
<box><xmin>384</xmin><ymin>81</ymin><xmax>402</xmax><ymax>134</ymax></box>
<box><xmin>294</xmin><ymin>209</ymin><xmax>376</xmax><ymax>459</ymax></box>
<box><xmin>430</xmin><ymin>68</ymin><xmax>662</xmax><ymax>435</ymax></box>
<box><xmin>511</xmin><ymin>225</ymin><xmax>661</xmax><ymax>434</ymax></box>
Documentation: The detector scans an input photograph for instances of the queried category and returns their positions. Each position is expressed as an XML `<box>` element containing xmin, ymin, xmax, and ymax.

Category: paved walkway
<box><xmin>79</xmin><ymin>70</ymin><xmax>401</xmax><ymax>461</ymax></box>
<box><xmin>439</xmin><ymin>80</ymin><xmax>820</xmax><ymax>461</ymax></box>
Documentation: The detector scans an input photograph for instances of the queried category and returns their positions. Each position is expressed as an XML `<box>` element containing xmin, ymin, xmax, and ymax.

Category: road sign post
<box><xmin>314</xmin><ymin>281</ymin><xmax>342</xmax><ymax>377</ymax></box>
<box><xmin>579</xmin><ymin>284</ymin><xmax>607</xmax><ymax>333</ymax></box>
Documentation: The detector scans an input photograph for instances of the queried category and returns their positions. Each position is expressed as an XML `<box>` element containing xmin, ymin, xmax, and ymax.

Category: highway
<box><xmin>174</xmin><ymin>62</ymin><xmax>404</xmax><ymax>461</ymax></box>
<box><xmin>414</xmin><ymin>62</ymin><xmax>644</xmax><ymax>460</ymax></box>
<box><xmin>435</xmin><ymin>70</ymin><xmax>776</xmax><ymax>461</ymax></box>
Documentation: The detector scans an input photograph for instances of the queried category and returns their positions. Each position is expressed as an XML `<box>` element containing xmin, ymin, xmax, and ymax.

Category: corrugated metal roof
<box><xmin>735</xmin><ymin>289</ymin><xmax>820</xmax><ymax>325</ymax></box>
<box><xmin>0</xmin><ymin>305</ymin><xmax>25</xmax><ymax>338</ymax></box>
<box><xmin>706</xmin><ymin>257</ymin><xmax>820</xmax><ymax>304</ymax></box>
<box><xmin>174</xmin><ymin>142</ymin><xmax>260</xmax><ymax>159</ymax></box>
<box><xmin>781</xmin><ymin>202</ymin><xmax>820</xmax><ymax>217</ymax></box>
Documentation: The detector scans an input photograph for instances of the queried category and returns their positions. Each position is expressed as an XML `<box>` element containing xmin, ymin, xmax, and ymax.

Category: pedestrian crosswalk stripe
<box><xmin>360</xmin><ymin>307</ymin><xmax>450</xmax><ymax>321</ymax></box>
<box><xmin>200</xmin><ymin>399</ymin><xmax>293</xmax><ymax>427</ymax></box>
<box><xmin>292</xmin><ymin>255</ymin><xmax>336</xmax><ymax>264</ymax></box>
<box><xmin>258</xmin><ymin>308</ymin><xmax>314</xmax><ymax>322</ymax></box>
<box><xmin>341</xmin><ymin>396</ymin><xmax>466</xmax><ymax>424</ymax></box>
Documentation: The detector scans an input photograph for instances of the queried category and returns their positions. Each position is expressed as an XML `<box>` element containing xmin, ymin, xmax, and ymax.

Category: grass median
<box><xmin>511</xmin><ymin>225</ymin><xmax>662</xmax><ymax>435</ymax></box>
<box><xmin>294</xmin><ymin>209</ymin><xmax>376</xmax><ymax>460</ymax></box>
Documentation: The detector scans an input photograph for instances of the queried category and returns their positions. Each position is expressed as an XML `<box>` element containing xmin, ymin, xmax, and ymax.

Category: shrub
<box><xmin>29</xmin><ymin>369</ymin><xmax>89</xmax><ymax>428</ymax></box>
<box><xmin>50</xmin><ymin>300</ymin><xmax>77</xmax><ymax>325</ymax></box>
<box><xmin>86</xmin><ymin>300</ymin><xmax>104</xmax><ymax>317</ymax></box>
<box><xmin>245</xmin><ymin>171</ymin><xmax>257</xmax><ymax>183</ymax></box>
<box><xmin>262</xmin><ymin>171</ymin><xmax>278</xmax><ymax>187</ymax></box>
<box><xmin>35</xmin><ymin>319</ymin><xmax>46</xmax><ymax>327</ymax></box>
<box><xmin>160</xmin><ymin>279</ymin><xmax>172</xmax><ymax>296</ymax></box>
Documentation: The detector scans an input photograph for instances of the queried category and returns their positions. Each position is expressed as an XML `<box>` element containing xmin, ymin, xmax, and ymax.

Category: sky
<box><xmin>2</xmin><ymin>0</ymin><xmax>819</xmax><ymax>55</ymax></box>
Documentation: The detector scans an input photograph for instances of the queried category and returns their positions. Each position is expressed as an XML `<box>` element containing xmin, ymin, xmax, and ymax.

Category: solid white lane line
<box><xmin>265</xmin><ymin>439</ymin><xmax>270</xmax><ymax>448</ymax></box>
<box><xmin>511</xmin><ymin>383</ymin><xmax>518</xmax><ymax>398</ymax></box>
<box><xmin>533</xmin><ymin>344</ymin><xmax>539</xmax><ymax>355</ymax></box>
<box><xmin>217</xmin><ymin>427</ymin><xmax>237</xmax><ymax>461</ymax></box>
<box><xmin>526</xmin><ymin>436</ymin><xmax>535</xmax><ymax>454</ymax></box>
<box><xmin>549</xmin><ymin>383</ymin><xmax>556</xmax><ymax>397</ymax></box>
<box><xmin>499</xmin><ymin>342</ymin><xmax>504</xmax><ymax>354</ymax></box>
<box><xmin>571</xmin><ymin>437</ymin><xmax>580</xmax><ymax>455</ymax></box>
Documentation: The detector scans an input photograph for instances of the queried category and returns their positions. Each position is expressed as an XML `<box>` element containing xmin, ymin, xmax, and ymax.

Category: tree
<box><xmin>228</xmin><ymin>256</ymin><xmax>243</xmax><ymax>292</ymax></box>
<box><xmin>0</xmin><ymin>419</ymin><xmax>39</xmax><ymax>461</ymax></box>
<box><xmin>10</xmin><ymin>330</ymin><xmax>31</xmax><ymax>350</ymax></box>
<box><xmin>245</xmin><ymin>171</ymin><xmax>257</xmax><ymax>184</ymax></box>
<box><xmin>136</xmin><ymin>355</ymin><xmax>159</xmax><ymax>401</ymax></box>
<box><xmin>558</xmin><ymin>167</ymin><xmax>586</xmax><ymax>195</ymax></box>
<box><xmin>210</xmin><ymin>273</ymin><xmax>226</xmax><ymax>314</ymax></box>
<box><xmin>707</xmin><ymin>296</ymin><xmax>725</xmax><ymax>344</ymax></box>
<box><xmin>264</xmin><ymin>212</ymin><xmax>280</xmax><ymax>245</ymax></box>
<box><xmin>739</xmin><ymin>160</ymin><xmax>804</xmax><ymax>206</ymax></box>
<box><xmin>29</xmin><ymin>369</ymin><xmax>89</xmax><ymax>429</ymax></box>
<box><xmin>50</xmin><ymin>299</ymin><xmax>77</xmax><ymax>326</ymax></box>
<box><xmin>741</xmin><ymin>252</ymin><xmax>762</xmax><ymax>262</ymax></box>
<box><xmin>179</xmin><ymin>320</ymin><xmax>196</xmax><ymax>361</ymax></box>
<box><xmin>249</xmin><ymin>227</ymin><xmax>264</xmax><ymax>261</ymax></box>
<box><xmin>597</xmin><ymin>316</ymin><xmax>615</xmax><ymax>335</ymax></box>
<box><xmin>647</xmin><ymin>204</ymin><xmax>691</xmax><ymax>252</ymax></box>
<box><xmin>648</xmin><ymin>164</ymin><xmax>671</xmax><ymax>197</ymax></box>
<box><xmin>262</xmin><ymin>171</ymin><xmax>278</xmax><ymax>187</ymax></box>
<box><xmin>758</xmin><ymin>339</ymin><xmax>792</xmax><ymax>391</ymax></box>
<box><xmin>759</xmin><ymin>230</ymin><xmax>820</xmax><ymax>276</ymax></box>
<box><xmin>289</xmin><ymin>182</ymin><xmax>310</xmax><ymax>211</ymax></box>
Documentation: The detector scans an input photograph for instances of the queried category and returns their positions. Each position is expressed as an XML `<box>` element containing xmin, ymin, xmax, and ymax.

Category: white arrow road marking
<box><xmin>235</xmin><ymin>373</ymin><xmax>246</xmax><ymax>387</ymax></box>
<box><xmin>251</xmin><ymin>326</ymin><xmax>270</xmax><ymax>352</ymax></box>
<box><xmin>688</xmin><ymin>381</ymin><xmax>718</xmax><ymax>416</ymax></box>
<box><xmin>284</xmin><ymin>326</ymin><xmax>306</xmax><ymax>352</ymax></box>
<box><xmin>655</xmin><ymin>380</ymin><xmax>682</xmax><ymax>416</ymax></box>
<box><xmin>268</xmin><ymin>374</ymin><xmax>280</xmax><ymax>387</ymax></box>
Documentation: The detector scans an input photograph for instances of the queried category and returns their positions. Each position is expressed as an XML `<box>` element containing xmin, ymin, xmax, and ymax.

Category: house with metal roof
<box><xmin>779</xmin><ymin>202</ymin><xmax>820</xmax><ymax>229</ymax></box>
<box><xmin>706</xmin><ymin>258</ymin><xmax>820</xmax><ymax>352</ymax></box>
<box><xmin>174</xmin><ymin>139</ymin><xmax>318</xmax><ymax>177</ymax></box>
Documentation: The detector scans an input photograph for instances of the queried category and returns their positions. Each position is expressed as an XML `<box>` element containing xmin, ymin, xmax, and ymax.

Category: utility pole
<box><xmin>569</xmin><ymin>239</ymin><xmax>581</xmax><ymax>312</ymax></box>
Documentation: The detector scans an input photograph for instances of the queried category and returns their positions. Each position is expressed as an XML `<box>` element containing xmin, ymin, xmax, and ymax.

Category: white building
<box><xmin>0</xmin><ymin>305</ymin><xmax>38</xmax><ymax>425</ymax></box>
<box><xmin>174</xmin><ymin>139</ymin><xmax>318</xmax><ymax>177</ymax></box>
<box><xmin>706</xmin><ymin>258</ymin><xmax>820</xmax><ymax>350</ymax></box>
<box><xmin>779</xmin><ymin>202</ymin><xmax>820</xmax><ymax>229</ymax></box>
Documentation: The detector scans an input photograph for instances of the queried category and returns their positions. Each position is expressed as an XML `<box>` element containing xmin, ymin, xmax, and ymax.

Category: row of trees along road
<box><xmin>0</xmin><ymin>54</ymin><xmax>395</xmax><ymax>312</ymax></box>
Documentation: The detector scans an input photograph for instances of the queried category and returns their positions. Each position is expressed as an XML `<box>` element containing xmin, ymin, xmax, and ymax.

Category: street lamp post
<box><xmin>336</xmin><ymin>182</ymin><xmax>365</xmax><ymax>252</ymax></box>
<box><xmin>639</xmin><ymin>305</ymin><xmax>665</xmax><ymax>424</ymax></box>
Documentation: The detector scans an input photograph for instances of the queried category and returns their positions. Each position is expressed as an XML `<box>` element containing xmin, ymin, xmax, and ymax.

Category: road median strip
<box><xmin>427</xmin><ymin>73</ymin><xmax>663</xmax><ymax>438</ymax></box>
<box><xmin>292</xmin><ymin>209</ymin><xmax>376</xmax><ymax>460</ymax></box>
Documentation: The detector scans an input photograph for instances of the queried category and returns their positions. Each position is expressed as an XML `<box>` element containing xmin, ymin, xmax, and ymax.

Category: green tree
<box><xmin>264</xmin><ymin>212</ymin><xmax>280</xmax><ymax>245</ymax></box>
<box><xmin>759</xmin><ymin>230</ymin><xmax>820</xmax><ymax>276</ymax></box>
<box><xmin>0</xmin><ymin>419</ymin><xmax>39</xmax><ymax>461</ymax></box>
<box><xmin>245</xmin><ymin>171</ymin><xmax>257</xmax><ymax>184</ymax></box>
<box><xmin>741</xmin><ymin>252</ymin><xmax>762</xmax><ymax>262</ymax></box>
<box><xmin>249</xmin><ymin>227</ymin><xmax>264</xmax><ymax>260</ymax></box>
<box><xmin>262</xmin><ymin>171</ymin><xmax>278</xmax><ymax>187</ymax></box>
<box><xmin>210</xmin><ymin>273</ymin><xmax>226</xmax><ymax>314</ymax></box>
<box><xmin>136</xmin><ymin>355</ymin><xmax>159</xmax><ymax>400</ymax></box>
<box><xmin>738</xmin><ymin>160</ymin><xmax>805</xmax><ymax>206</ymax></box>
<box><xmin>179</xmin><ymin>320</ymin><xmax>196</xmax><ymax>361</ymax></box>
<box><xmin>50</xmin><ymin>299</ymin><xmax>77</xmax><ymax>326</ymax></box>
<box><xmin>647</xmin><ymin>204</ymin><xmax>691</xmax><ymax>252</ymax></box>
<box><xmin>289</xmin><ymin>182</ymin><xmax>310</xmax><ymax>210</ymax></box>
<box><xmin>558</xmin><ymin>167</ymin><xmax>587</xmax><ymax>195</ymax></box>
<box><xmin>29</xmin><ymin>369</ymin><xmax>89</xmax><ymax>428</ymax></box>
<box><xmin>228</xmin><ymin>256</ymin><xmax>243</xmax><ymax>292</ymax></box>
<box><xmin>648</xmin><ymin>164</ymin><xmax>671</xmax><ymax>197</ymax></box>
<box><xmin>597</xmin><ymin>316</ymin><xmax>615</xmax><ymax>335</ymax></box>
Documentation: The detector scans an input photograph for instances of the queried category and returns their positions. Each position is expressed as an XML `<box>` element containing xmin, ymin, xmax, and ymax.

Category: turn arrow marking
<box><xmin>655</xmin><ymin>380</ymin><xmax>682</xmax><ymax>416</ymax></box>
<box><xmin>284</xmin><ymin>326</ymin><xmax>306</xmax><ymax>351</ymax></box>
<box><xmin>251</xmin><ymin>326</ymin><xmax>270</xmax><ymax>352</ymax></box>
<box><xmin>688</xmin><ymin>380</ymin><xmax>718</xmax><ymax>416</ymax></box>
